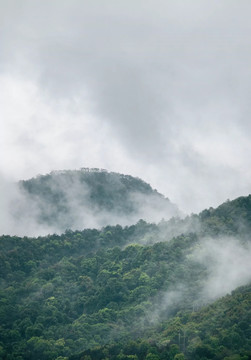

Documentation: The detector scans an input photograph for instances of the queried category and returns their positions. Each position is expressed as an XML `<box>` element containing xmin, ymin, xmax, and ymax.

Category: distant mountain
<box><xmin>14</xmin><ymin>168</ymin><xmax>179</xmax><ymax>234</ymax></box>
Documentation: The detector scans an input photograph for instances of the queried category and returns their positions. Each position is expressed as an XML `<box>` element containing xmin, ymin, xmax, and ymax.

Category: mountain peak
<box><xmin>14</xmin><ymin>168</ymin><xmax>179</xmax><ymax>235</ymax></box>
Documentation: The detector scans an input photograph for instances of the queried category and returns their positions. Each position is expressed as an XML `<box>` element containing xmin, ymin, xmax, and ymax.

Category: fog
<box><xmin>145</xmin><ymin>236</ymin><xmax>251</xmax><ymax>325</ymax></box>
<box><xmin>0</xmin><ymin>169</ymin><xmax>179</xmax><ymax>237</ymax></box>
<box><xmin>1</xmin><ymin>0</ymin><xmax>251</xmax><ymax>217</ymax></box>
<box><xmin>1</xmin><ymin>0</ymin><xmax>251</xmax><ymax>314</ymax></box>
<box><xmin>194</xmin><ymin>237</ymin><xmax>251</xmax><ymax>300</ymax></box>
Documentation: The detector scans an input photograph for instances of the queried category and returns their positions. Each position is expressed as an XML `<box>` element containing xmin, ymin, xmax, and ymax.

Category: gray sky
<box><xmin>1</xmin><ymin>0</ymin><xmax>251</xmax><ymax>213</ymax></box>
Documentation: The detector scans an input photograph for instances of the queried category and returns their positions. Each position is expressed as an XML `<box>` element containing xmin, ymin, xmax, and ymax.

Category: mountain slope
<box><xmin>13</xmin><ymin>168</ymin><xmax>179</xmax><ymax>235</ymax></box>
<box><xmin>70</xmin><ymin>284</ymin><xmax>251</xmax><ymax>360</ymax></box>
<box><xmin>1</xmin><ymin>194</ymin><xmax>251</xmax><ymax>359</ymax></box>
<box><xmin>157</xmin><ymin>194</ymin><xmax>251</xmax><ymax>241</ymax></box>
<box><xmin>0</xmin><ymin>230</ymin><xmax>202</xmax><ymax>359</ymax></box>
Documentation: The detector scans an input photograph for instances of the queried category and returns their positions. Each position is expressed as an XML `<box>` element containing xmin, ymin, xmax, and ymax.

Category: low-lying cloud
<box><xmin>146</xmin><ymin>236</ymin><xmax>251</xmax><ymax>325</ymax></box>
<box><xmin>0</xmin><ymin>170</ymin><xmax>179</xmax><ymax>237</ymax></box>
<box><xmin>194</xmin><ymin>237</ymin><xmax>251</xmax><ymax>301</ymax></box>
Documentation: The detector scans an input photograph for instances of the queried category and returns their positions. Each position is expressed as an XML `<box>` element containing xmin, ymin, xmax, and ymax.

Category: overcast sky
<box><xmin>1</xmin><ymin>0</ymin><xmax>251</xmax><ymax>213</ymax></box>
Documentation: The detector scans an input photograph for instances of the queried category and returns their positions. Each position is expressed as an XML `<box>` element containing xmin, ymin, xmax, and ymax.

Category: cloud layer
<box><xmin>194</xmin><ymin>237</ymin><xmax>251</xmax><ymax>300</ymax></box>
<box><xmin>1</xmin><ymin>0</ymin><xmax>251</xmax><ymax>214</ymax></box>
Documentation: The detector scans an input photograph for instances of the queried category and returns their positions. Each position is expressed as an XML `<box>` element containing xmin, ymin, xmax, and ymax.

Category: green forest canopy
<box><xmin>0</xmin><ymin>192</ymin><xmax>251</xmax><ymax>359</ymax></box>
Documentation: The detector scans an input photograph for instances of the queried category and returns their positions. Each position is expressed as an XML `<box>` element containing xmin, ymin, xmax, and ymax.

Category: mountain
<box><xmin>70</xmin><ymin>283</ymin><xmax>251</xmax><ymax>360</ymax></box>
<box><xmin>13</xmin><ymin>168</ymin><xmax>179</xmax><ymax>235</ymax></box>
<box><xmin>1</xmin><ymin>191</ymin><xmax>251</xmax><ymax>359</ymax></box>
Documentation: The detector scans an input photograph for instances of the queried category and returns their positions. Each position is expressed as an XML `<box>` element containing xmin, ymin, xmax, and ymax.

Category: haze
<box><xmin>1</xmin><ymin>0</ymin><xmax>251</xmax><ymax>213</ymax></box>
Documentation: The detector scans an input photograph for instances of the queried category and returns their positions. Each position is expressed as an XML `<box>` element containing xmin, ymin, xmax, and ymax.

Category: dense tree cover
<box><xmin>20</xmin><ymin>169</ymin><xmax>159</xmax><ymax>214</ymax></box>
<box><xmin>0</xmin><ymin>194</ymin><xmax>251</xmax><ymax>359</ymax></box>
<box><xmin>199</xmin><ymin>195</ymin><xmax>251</xmax><ymax>237</ymax></box>
<box><xmin>16</xmin><ymin>169</ymin><xmax>178</xmax><ymax>231</ymax></box>
<box><xmin>71</xmin><ymin>284</ymin><xmax>251</xmax><ymax>360</ymax></box>
<box><xmin>0</xmin><ymin>224</ymin><xmax>203</xmax><ymax>359</ymax></box>
<box><xmin>159</xmin><ymin>195</ymin><xmax>251</xmax><ymax>240</ymax></box>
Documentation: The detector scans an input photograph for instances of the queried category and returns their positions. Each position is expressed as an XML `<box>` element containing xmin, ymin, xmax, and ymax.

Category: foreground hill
<box><xmin>13</xmin><ymin>168</ymin><xmax>179</xmax><ymax>235</ymax></box>
<box><xmin>1</xmin><ymin>194</ymin><xmax>251</xmax><ymax>359</ymax></box>
<box><xmin>70</xmin><ymin>284</ymin><xmax>251</xmax><ymax>360</ymax></box>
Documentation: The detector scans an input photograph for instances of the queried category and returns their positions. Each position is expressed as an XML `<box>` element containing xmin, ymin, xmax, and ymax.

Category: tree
<box><xmin>146</xmin><ymin>353</ymin><xmax>160</xmax><ymax>360</ymax></box>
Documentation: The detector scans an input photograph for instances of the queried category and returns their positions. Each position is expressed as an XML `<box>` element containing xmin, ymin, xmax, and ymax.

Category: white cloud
<box><xmin>194</xmin><ymin>237</ymin><xmax>251</xmax><ymax>300</ymax></box>
<box><xmin>1</xmin><ymin>0</ymin><xmax>251</xmax><ymax>215</ymax></box>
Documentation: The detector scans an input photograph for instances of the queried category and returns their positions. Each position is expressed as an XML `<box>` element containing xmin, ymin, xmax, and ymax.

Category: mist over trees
<box><xmin>2</xmin><ymin>169</ymin><xmax>179</xmax><ymax>237</ymax></box>
<box><xmin>2</xmin><ymin>1</ymin><xmax>251</xmax><ymax>359</ymax></box>
<box><xmin>0</xmin><ymin>173</ymin><xmax>251</xmax><ymax>360</ymax></box>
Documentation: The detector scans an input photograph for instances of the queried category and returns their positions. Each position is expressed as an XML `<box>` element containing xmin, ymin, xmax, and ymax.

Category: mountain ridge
<box><xmin>1</xmin><ymin>171</ymin><xmax>251</xmax><ymax>359</ymax></box>
<box><xmin>12</xmin><ymin>168</ymin><xmax>179</xmax><ymax>236</ymax></box>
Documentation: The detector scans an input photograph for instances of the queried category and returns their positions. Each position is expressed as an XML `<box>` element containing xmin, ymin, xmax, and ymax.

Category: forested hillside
<box><xmin>70</xmin><ymin>284</ymin><xmax>251</xmax><ymax>360</ymax></box>
<box><xmin>11</xmin><ymin>169</ymin><xmax>179</xmax><ymax>236</ymax></box>
<box><xmin>1</xmin><ymin>191</ymin><xmax>251</xmax><ymax>359</ymax></box>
